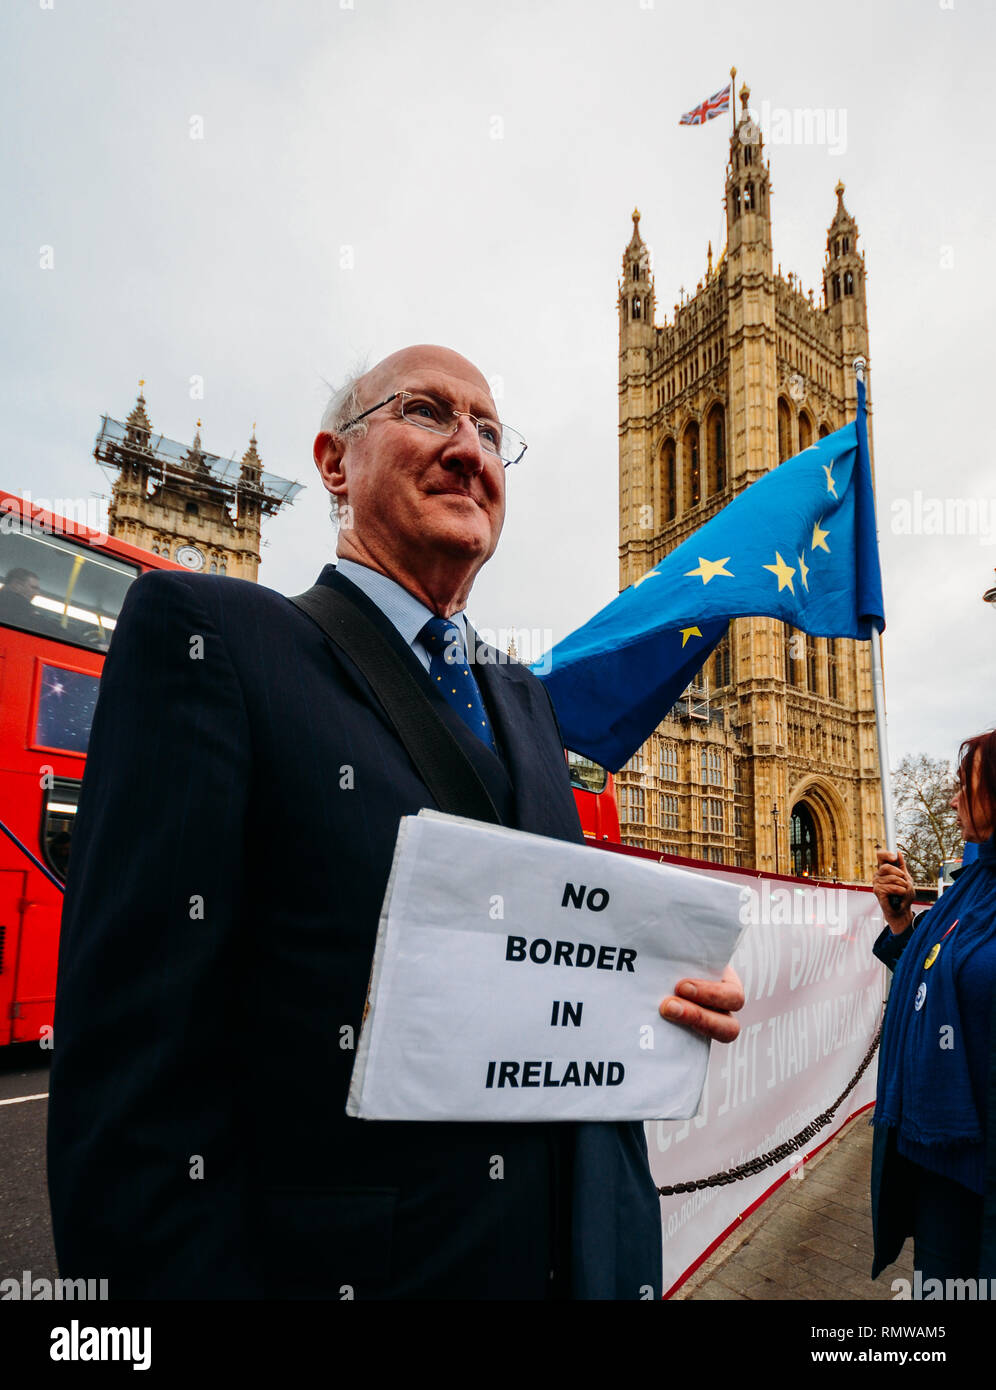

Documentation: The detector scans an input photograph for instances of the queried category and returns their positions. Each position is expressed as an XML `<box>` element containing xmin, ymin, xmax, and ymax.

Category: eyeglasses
<box><xmin>337</xmin><ymin>390</ymin><xmax>528</xmax><ymax>467</ymax></box>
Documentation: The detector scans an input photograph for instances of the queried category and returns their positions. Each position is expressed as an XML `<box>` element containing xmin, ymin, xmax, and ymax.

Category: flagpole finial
<box><xmin>853</xmin><ymin>357</ymin><xmax>866</xmax><ymax>383</ymax></box>
<box><xmin>730</xmin><ymin>67</ymin><xmax>737</xmax><ymax>131</ymax></box>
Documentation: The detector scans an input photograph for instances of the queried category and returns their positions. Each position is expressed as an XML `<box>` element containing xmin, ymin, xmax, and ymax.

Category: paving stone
<box><xmin>800</xmin><ymin>1230</ymin><xmax>880</xmax><ymax>1278</ymax></box>
<box><xmin>795</xmin><ymin>1276</ymin><xmax>855</xmax><ymax>1301</ymax></box>
<box><xmin>683</xmin><ymin>1115</ymin><xmax>903</xmax><ymax>1303</ymax></box>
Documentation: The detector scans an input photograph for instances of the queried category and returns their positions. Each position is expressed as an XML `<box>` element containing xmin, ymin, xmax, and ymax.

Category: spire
<box><xmin>824</xmin><ymin>180</ymin><xmax>864</xmax><ymax>307</ymax></box>
<box><xmin>240</xmin><ymin>425</ymin><xmax>262</xmax><ymax>480</ymax></box>
<box><xmin>183</xmin><ymin>419</ymin><xmax>210</xmax><ymax>475</ymax></box>
<box><xmin>236</xmin><ymin>424</ymin><xmax>264</xmax><ymax>533</ymax></box>
<box><xmin>619</xmin><ymin>208</ymin><xmax>654</xmax><ymax>333</ymax></box>
<box><xmin>707</xmin><ymin>240</ymin><xmax>713</xmax><ymax>277</ymax></box>
<box><xmin>124</xmin><ymin>380</ymin><xmax>153</xmax><ymax>447</ymax></box>
<box><xmin>828</xmin><ymin>180</ymin><xmax>852</xmax><ymax>232</ymax></box>
<box><xmin>725</xmin><ymin>75</ymin><xmax>771</xmax><ymax>263</ymax></box>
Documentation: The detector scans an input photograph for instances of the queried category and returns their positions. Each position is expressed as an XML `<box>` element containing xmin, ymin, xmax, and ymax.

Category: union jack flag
<box><xmin>679</xmin><ymin>84</ymin><xmax>731</xmax><ymax>127</ymax></box>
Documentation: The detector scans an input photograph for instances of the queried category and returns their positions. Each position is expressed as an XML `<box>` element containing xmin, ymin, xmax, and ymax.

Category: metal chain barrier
<box><xmin>656</xmin><ymin>1015</ymin><xmax>883</xmax><ymax>1197</ymax></box>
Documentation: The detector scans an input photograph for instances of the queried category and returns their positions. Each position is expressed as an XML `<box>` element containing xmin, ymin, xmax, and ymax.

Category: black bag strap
<box><xmin>289</xmin><ymin>584</ymin><xmax>502</xmax><ymax>826</ymax></box>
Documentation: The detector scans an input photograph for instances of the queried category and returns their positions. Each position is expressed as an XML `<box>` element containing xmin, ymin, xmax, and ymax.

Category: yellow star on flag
<box><xmin>684</xmin><ymin>556</ymin><xmax>733</xmax><ymax>585</ymax></box>
<box><xmin>798</xmin><ymin>553</ymin><xmax>810</xmax><ymax>591</ymax></box>
<box><xmin>763</xmin><ymin>551</ymin><xmax>796</xmax><ymax>593</ymax></box>
<box><xmin>680</xmin><ymin>626</ymin><xmax>702</xmax><ymax>648</ymax></box>
<box><xmin>811</xmin><ymin>518</ymin><xmax>831</xmax><ymax>553</ymax></box>
<box><xmin>633</xmin><ymin>568</ymin><xmax>659</xmax><ymax>588</ymax></box>
<box><xmin>823</xmin><ymin>460</ymin><xmax>838</xmax><ymax>498</ymax></box>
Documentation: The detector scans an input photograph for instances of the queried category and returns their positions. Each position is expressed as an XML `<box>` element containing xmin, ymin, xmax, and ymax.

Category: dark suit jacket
<box><xmin>47</xmin><ymin>565</ymin><xmax>663</xmax><ymax>1299</ymax></box>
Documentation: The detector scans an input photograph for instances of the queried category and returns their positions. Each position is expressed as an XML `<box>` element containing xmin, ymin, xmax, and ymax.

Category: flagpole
<box><xmin>869</xmin><ymin>619</ymin><xmax>896</xmax><ymax>851</ymax></box>
<box><xmin>730</xmin><ymin>66</ymin><xmax>737</xmax><ymax>135</ymax></box>
<box><xmin>855</xmin><ymin>356</ymin><xmax>900</xmax><ymax>877</ymax></box>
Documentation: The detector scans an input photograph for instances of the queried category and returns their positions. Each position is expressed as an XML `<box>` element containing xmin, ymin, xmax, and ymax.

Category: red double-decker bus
<box><xmin>0</xmin><ymin>491</ymin><xmax>181</xmax><ymax>1045</ymax></box>
<box><xmin>567</xmin><ymin>750</ymin><xmax>620</xmax><ymax>844</ymax></box>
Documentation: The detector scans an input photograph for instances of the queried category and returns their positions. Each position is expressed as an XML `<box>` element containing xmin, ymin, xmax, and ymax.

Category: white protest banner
<box><xmin>348</xmin><ymin>811</ymin><xmax>746</xmax><ymax>1122</ymax></box>
<box><xmin>599</xmin><ymin>848</ymin><xmax>889</xmax><ymax>1296</ymax></box>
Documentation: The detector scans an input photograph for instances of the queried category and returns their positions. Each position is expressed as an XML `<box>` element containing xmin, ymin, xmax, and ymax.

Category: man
<box><xmin>0</xmin><ymin>567</ymin><xmax>43</xmax><ymax>630</ymax></box>
<box><xmin>48</xmin><ymin>344</ymin><xmax>742</xmax><ymax>1300</ymax></box>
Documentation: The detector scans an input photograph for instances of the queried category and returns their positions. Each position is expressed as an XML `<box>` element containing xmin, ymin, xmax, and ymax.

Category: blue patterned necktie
<box><xmin>419</xmin><ymin>616</ymin><xmax>497</xmax><ymax>754</ymax></box>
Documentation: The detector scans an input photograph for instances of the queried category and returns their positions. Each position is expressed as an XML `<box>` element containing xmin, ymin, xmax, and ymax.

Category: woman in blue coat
<box><xmin>870</xmin><ymin>728</ymin><xmax>996</xmax><ymax>1285</ymax></box>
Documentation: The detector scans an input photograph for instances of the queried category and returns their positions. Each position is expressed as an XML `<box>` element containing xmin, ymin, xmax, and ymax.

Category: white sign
<box><xmin>347</xmin><ymin>811</ymin><xmax>746</xmax><ymax>1122</ymax></box>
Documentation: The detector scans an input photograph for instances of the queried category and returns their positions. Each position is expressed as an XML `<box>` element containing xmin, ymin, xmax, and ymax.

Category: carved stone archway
<box><xmin>786</xmin><ymin>775</ymin><xmax>851</xmax><ymax>880</ymax></box>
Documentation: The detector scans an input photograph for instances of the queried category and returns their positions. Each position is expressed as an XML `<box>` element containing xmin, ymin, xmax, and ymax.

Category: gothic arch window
<box><xmin>684</xmin><ymin>423</ymin><xmax>700</xmax><ymax>506</ymax></box>
<box><xmin>713</xmin><ymin>632</ymin><xmax>731</xmax><ymax>688</ymax></box>
<box><xmin>220</xmin><ymin>562</ymin><xmax>228</xmax><ymax>576</ymax></box>
<box><xmin>806</xmin><ymin>636</ymin><xmax>818</xmax><ymax>692</ymax></box>
<box><xmin>777</xmin><ymin>397</ymin><xmax>792</xmax><ymax>463</ymax></box>
<box><xmin>842</xmin><ymin>236</ymin><xmax>850</xmax><ymax>254</ymax></box>
<box><xmin>790</xmin><ymin>803</ymin><xmax>819</xmax><ymax>876</ymax></box>
<box><xmin>744</xmin><ymin>144</ymin><xmax>753</xmax><ymax>165</ymax></box>
<box><xmin>209</xmin><ymin>560</ymin><xmax>217</xmax><ymax>574</ymax></box>
<box><xmin>827</xmin><ymin>638</ymin><xmax>838</xmax><ymax>700</ymax></box>
<box><xmin>832</xmin><ymin>273</ymin><xmax>841</xmax><ymax>302</ymax></box>
<box><xmin>732</xmin><ymin>186</ymin><xmax>741</xmax><ymax>219</ymax></box>
<box><xmin>818</xmin><ymin>422</ymin><xmax>830</xmax><ymax>439</ymax></box>
<box><xmin>744</xmin><ymin>181</ymin><xmax>754</xmax><ymax>211</ymax></box>
<box><xmin>662</xmin><ymin>440</ymin><xmax>677</xmax><ymax>521</ymax></box>
<box><xmin>843</xmin><ymin>271</ymin><xmax>854</xmax><ymax>296</ymax></box>
<box><xmin>706</xmin><ymin>404</ymin><xmax>726</xmax><ymax>493</ymax></box>
<box><xmin>632</xmin><ymin>295</ymin><xmax>642</xmax><ymax>319</ymax></box>
<box><xmin>632</xmin><ymin>263</ymin><xmax>641</xmax><ymax>280</ymax></box>
<box><xmin>784</xmin><ymin>623</ymin><xmax>803</xmax><ymax>686</ymax></box>
<box><xmin>759</xmin><ymin>183</ymin><xmax>765</xmax><ymax>208</ymax></box>
<box><xmin>834</xmin><ymin>239</ymin><xmax>840</xmax><ymax>258</ymax></box>
<box><xmin>798</xmin><ymin>411</ymin><xmax>813</xmax><ymax>452</ymax></box>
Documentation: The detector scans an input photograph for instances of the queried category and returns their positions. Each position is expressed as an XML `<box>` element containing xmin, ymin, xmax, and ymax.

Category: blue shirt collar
<box><xmin>334</xmin><ymin>558</ymin><xmax>469</xmax><ymax>651</ymax></box>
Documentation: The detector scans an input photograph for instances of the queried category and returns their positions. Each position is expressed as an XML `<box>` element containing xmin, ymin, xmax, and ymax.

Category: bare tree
<box><xmin>892</xmin><ymin>753</ymin><xmax>962</xmax><ymax>885</ymax></box>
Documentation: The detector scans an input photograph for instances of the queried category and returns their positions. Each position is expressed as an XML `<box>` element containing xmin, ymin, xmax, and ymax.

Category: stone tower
<box><xmin>96</xmin><ymin>387</ymin><xmax>300</xmax><ymax>581</ymax></box>
<box><xmin>615</xmin><ymin>83</ymin><xmax>883</xmax><ymax>885</ymax></box>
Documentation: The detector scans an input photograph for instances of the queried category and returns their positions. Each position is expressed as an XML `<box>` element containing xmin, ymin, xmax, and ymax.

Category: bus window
<box><xmin>35</xmin><ymin>664</ymin><xmax>102</xmax><ymax>754</ymax></box>
<box><xmin>0</xmin><ymin>517</ymin><xmax>138</xmax><ymax>651</ymax></box>
<box><xmin>41</xmin><ymin>777</ymin><xmax>81</xmax><ymax>882</ymax></box>
<box><xmin>567</xmin><ymin>752</ymin><xmax>608</xmax><ymax>795</ymax></box>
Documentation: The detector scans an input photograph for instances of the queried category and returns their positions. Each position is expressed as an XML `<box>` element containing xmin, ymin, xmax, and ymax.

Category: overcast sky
<box><xmin>3</xmin><ymin>0</ymin><xmax>993</xmax><ymax>774</ymax></box>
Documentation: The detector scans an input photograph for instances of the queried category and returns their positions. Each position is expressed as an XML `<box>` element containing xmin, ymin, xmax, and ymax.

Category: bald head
<box><xmin>313</xmin><ymin>343</ymin><xmax>507</xmax><ymax>616</ymax></box>
<box><xmin>358</xmin><ymin>345</ymin><xmax>494</xmax><ymax>417</ymax></box>
<box><xmin>321</xmin><ymin>345</ymin><xmax>496</xmax><ymax>439</ymax></box>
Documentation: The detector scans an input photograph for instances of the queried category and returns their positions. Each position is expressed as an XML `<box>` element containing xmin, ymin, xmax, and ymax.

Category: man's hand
<box><xmin>659</xmin><ymin>965</ymin><xmax>744</xmax><ymax>1043</ymax></box>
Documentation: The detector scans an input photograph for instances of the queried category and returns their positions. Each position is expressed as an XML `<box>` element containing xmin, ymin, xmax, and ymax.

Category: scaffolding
<box><xmin>93</xmin><ymin>416</ymin><xmax>303</xmax><ymax>516</ymax></box>
<box><xmin>669</xmin><ymin>680</ymin><xmax>723</xmax><ymax>725</ymax></box>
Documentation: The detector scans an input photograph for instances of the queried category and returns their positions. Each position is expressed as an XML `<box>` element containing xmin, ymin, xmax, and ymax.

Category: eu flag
<box><xmin>537</xmin><ymin>378</ymin><xmax>884</xmax><ymax>771</ymax></box>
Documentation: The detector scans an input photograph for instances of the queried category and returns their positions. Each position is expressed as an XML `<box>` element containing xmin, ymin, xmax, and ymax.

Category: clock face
<box><xmin>175</xmin><ymin>545</ymin><xmax>206</xmax><ymax>571</ymax></box>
